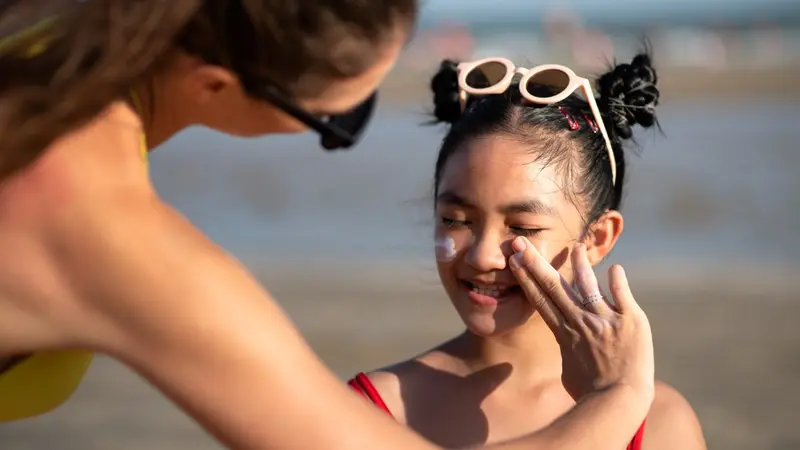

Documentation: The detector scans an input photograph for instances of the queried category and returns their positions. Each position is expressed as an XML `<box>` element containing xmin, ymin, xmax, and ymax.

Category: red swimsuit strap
<box><xmin>348</xmin><ymin>372</ymin><xmax>646</xmax><ymax>448</ymax></box>
<box><xmin>627</xmin><ymin>419</ymin><xmax>647</xmax><ymax>450</ymax></box>
<box><xmin>347</xmin><ymin>372</ymin><xmax>392</xmax><ymax>416</ymax></box>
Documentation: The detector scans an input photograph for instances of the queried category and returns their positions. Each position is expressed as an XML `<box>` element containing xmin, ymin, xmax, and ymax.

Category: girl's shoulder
<box><xmin>348</xmin><ymin>367</ymin><xmax>404</xmax><ymax>422</ymax></box>
<box><xmin>349</xmin><ymin>347</ymin><xmax>465</xmax><ymax>424</ymax></box>
<box><xmin>641</xmin><ymin>381</ymin><xmax>706</xmax><ymax>450</ymax></box>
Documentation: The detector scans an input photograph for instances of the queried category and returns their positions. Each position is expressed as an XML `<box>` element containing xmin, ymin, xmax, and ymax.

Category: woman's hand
<box><xmin>509</xmin><ymin>237</ymin><xmax>655</xmax><ymax>403</ymax></box>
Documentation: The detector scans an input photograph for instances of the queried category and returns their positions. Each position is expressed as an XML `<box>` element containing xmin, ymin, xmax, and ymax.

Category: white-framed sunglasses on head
<box><xmin>456</xmin><ymin>57</ymin><xmax>617</xmax><ymax>185</ymax></box>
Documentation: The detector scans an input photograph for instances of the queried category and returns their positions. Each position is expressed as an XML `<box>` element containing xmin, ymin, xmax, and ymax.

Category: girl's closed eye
<box><xmin>510</xmin><ymin>226</ymin><xmax>544</xmax><ymax>237</ymax></box>
<box><xmin>440</xmin><ymin>216</ymin><xmax>469</xmax><ymax>228</ymax></box>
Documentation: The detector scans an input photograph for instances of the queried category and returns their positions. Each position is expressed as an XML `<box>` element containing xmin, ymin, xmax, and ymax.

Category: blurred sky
<box><xmin>420</xmin><ymin>0</ymin><xmax>800</xmax><ymax>25</ymax></box>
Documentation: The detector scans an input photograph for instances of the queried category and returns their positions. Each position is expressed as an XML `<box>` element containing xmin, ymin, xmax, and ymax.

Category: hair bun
<box><xmin>596</xmin><ymin>53</ymin><xmax>660</xmax><ymax>140</ymax></box>
<box><xmin>429</xmin><ymin>59</ymin><xmax>462</xmax><ymax>124</ymax></box>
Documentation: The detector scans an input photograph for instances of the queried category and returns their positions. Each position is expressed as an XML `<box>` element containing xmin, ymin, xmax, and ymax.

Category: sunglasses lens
<box><xmin>465</xmin><ymin>61</ymin><xmax>507</xmax><ymax>89</ymax></box>
<box><xmin>321</xmin><ymin>91</ymin><xmax>378</xmax><ymax>150</ymax></box>
<box><xmin>525</xmin><ymin>69</ymin><xmax>571</xmax><ymax>98</ymax></box>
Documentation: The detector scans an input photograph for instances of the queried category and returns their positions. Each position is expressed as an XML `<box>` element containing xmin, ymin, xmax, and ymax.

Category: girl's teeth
<box><xmin>471</xmin><ymin>284</ymin><xmax>507</xmax><ymax>297</ymax></box>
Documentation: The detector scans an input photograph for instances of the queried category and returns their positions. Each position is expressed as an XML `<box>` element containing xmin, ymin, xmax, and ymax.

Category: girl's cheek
<box><xmin>532</xmin><ymin>240</ymin><xmax>548</xmax><ymax>259</ymax></box>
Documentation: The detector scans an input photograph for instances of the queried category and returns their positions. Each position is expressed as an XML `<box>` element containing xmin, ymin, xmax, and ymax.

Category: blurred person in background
<box><xmin>0</xmin><ymin>1</ymin><xmax>656</xmax><ymax>449</ymax></box>
<box><xmin>350</xmin><ymin>53</ymin><xmax>705</xmax><ymax>450</ymax></box>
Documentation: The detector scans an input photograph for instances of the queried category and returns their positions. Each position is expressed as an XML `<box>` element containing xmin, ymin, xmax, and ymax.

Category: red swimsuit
<box><xmin>348</xmin><ymin>372</ymin><xmax>646</xmax><ymax>450</ymax></box>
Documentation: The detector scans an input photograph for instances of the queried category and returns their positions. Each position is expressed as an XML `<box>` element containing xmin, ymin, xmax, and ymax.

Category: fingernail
<box><xmin>510</xmin><ymin>252</ymin><xmax>523</xmax><ymax>269</ymax></box>
<box><xmin>512</xmin><ymin>236</ymin><xmax>527</xmax><ymax>252</ymax></box>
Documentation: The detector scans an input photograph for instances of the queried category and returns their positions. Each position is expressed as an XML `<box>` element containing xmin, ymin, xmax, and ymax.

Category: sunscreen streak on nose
<box><xmin>435</xmin><ymin>236</ymin><xmax>457</xmax><ymax>262</ymax></box>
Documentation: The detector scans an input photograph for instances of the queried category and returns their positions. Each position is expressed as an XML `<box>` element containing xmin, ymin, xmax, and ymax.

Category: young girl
<box><xmin>349</xmin><ymin>53</ymin><xmax>706</xmax><ymax>449</ymax></box>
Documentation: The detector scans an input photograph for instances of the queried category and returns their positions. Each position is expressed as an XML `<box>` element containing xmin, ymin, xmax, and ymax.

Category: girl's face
<box><xmin>434</xmin><ymin>135</ymin><xmax>618</xmax><ymax>337</ymax></box>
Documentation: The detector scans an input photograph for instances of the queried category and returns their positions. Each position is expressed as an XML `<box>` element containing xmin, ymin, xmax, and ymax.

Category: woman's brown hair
<box><xmin>0</xmin><ymin>0</ymin><xmax>417</xmax><ymax>179</ymax></box>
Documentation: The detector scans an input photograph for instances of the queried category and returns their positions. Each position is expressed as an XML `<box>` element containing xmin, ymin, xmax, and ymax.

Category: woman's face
<box><xmin>434</xmin><ymin>135</ymin><xmax>599</xmax><ymax>338</ymax></box>
<box><xmin>167</xmin><ymin>28</ymin><xmax>407</xmax><ymax>138</ymax></box>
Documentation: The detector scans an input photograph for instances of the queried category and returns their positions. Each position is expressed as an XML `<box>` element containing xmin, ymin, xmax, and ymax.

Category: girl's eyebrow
<box><xmin>437</xmin><ymin>190</ymin><xmax>557</xmax><ymax>217</ymax></box>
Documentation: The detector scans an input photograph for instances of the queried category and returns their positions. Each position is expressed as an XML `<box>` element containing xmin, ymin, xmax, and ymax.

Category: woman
<box><xmin>1</xmin><ymin>2</ymin><xmax>656</xmax><ymax>449</ymax></box>
<box><xmin>349</xmin><ymin>54</ymin><xmax>706</xmax><ymax>449</ymax></box>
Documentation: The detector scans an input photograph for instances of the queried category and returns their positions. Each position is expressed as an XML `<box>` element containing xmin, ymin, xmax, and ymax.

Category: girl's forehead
<box><xmin>438</xmin><ymin>138</ymin><xmax>568</xmax><ymax>202</ymax></box>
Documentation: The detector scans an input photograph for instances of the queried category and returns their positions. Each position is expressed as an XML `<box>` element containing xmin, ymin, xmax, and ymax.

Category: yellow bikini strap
<box><xmin>2</xmin><ymin>16</ymin><xmax>149</xmax><ymax>163</ymax></box>
<box><xmin>129</xmin><ymin>91</ymin><xmax>149</xmax><ymax>162</ymax></box>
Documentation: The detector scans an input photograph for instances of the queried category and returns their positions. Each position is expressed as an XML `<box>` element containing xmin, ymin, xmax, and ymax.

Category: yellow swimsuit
<box><xmin>0</xmin><ymin>18</ymin><xmax>149</xmax><ymax>419</ymax></box>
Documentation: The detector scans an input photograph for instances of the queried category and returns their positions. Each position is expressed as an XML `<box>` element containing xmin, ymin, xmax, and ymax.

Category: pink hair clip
<box><xmin>558</xmin><ymin>106</ymin><xmax>580</xmax><ymax>130</ymax></box>
<box><xmin>583</xmin><ymin>114</ymin><xmax>599</xmax><ymax>133</ymax></box>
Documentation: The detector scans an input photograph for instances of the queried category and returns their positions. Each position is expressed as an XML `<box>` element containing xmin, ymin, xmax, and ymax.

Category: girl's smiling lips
<box><xmin>460</xmin><ymin>279</ymin><xmax>523</xmax><ymax>306</ymax></box>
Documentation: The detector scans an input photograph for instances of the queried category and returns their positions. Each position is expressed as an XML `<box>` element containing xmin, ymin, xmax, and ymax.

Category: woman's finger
<box><xmin>510</xmin><ymin>237</ymin><xmax>584</xmax><ymax>322</ymax></box>
<box><xmin>510</xmin><ymin>255</ymin><xmax>566</xmax><ymax>333</ymax></box>
<box><xmin>607</xmin><ymin>264</ymin><xmax>637</xmax><ymax>314</ymax></box>
<box><xmin>571</xmin><ymin>243</ymin><xmax>613</xmax><ymax>315</ymax></box>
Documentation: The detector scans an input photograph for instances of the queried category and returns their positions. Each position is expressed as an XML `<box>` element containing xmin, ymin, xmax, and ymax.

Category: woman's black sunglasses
<box><xmin>248</xmin><ymin>80</ymin><xmax>378</xmax><ymax>151</ymax></box>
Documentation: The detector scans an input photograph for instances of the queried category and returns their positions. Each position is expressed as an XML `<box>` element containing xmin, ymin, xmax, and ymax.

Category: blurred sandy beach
<box><xmin>1</xmin><ymin>263</ymin><xmax>798</xmax><ymax>450</ymax></box>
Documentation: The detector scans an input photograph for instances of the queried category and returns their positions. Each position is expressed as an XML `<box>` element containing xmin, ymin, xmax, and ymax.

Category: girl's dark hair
<box><xmin>429</xmin><ymin>52</ymin><xmax>660</xmax><ymax>224</ymax></box>
<box><xmin>0</xmin><ymin>0</ymin><xmax>417</xmax><ymax>179</ymax></box>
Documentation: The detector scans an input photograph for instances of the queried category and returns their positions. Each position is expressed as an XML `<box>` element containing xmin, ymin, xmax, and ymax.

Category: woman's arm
<box><xmin>63</xmin><ymin>199</ymin><xmax>648</xmax><ymax>450</ymax></box>
<box><xmin>489</xmin><ymin>385</ymin><xmax>647</xmax><ymax>450</ymax></box>
<box><xmin>0</xmin><ymin>105</ymin><xmax>654</xmax><ymax>447</ymax></box>
<box><xmin>24</xmin><ymin>149</ymin><xmax>649</xmax><ymax>450</ymax></box>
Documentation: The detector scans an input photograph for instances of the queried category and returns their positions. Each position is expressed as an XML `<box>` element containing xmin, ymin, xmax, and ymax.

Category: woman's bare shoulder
<box><xmin>1</xmin><ymin>101</ymin><xmax>150</xmax><ymax>215</ymax></box>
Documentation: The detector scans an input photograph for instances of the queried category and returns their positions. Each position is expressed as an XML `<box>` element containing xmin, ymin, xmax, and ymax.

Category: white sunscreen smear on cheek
<box><xmin>434</xmin><ymin>236</ymin><xmax>457</xmax><ymax>262</ymax></box>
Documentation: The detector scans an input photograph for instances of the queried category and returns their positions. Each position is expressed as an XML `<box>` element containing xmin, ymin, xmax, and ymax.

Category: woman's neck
<box><xmin>128</xmin><ymin>84</ymin><xmax>192</xmax><ymax>149</ymax></box>
<box><xmin>448</xmin><ymin>318</ymin><xmax>563</xmax><ymax>387</ymax></box>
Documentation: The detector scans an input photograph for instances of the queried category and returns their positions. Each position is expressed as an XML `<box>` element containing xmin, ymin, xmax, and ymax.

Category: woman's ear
<box><xmin>184</xmin><ymin>65</ymin><xmax>239</xmax><ymax>104</ymax></box>
<box><xmin>173</xmin><ymin>52</ymin><xmax>240</xmax><ymax>105</ymax></box>
<box><xmin>583</xmin><ymin>210</ymin><xmax>623</xmax><ymax>265</ymax></box>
